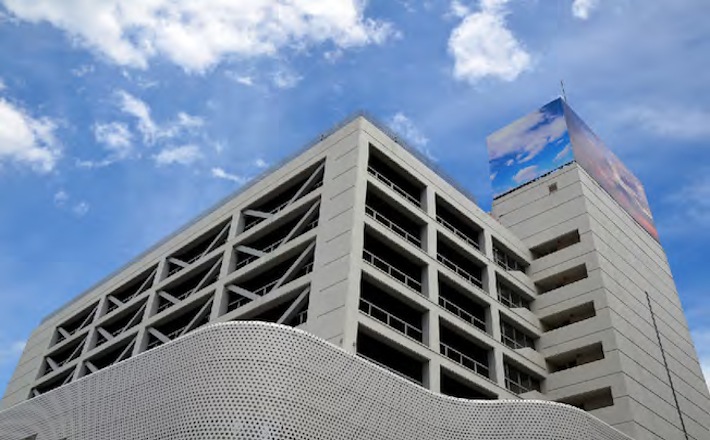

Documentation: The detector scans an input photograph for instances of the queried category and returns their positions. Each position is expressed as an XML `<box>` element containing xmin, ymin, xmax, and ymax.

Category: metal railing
<box><xmin>436</xmin><ymin>215</ymin><xmax>481</xmax><ymax>251</ymax></box>
<box><xmin>236</xmin><ymin>219</ymin><xmax>318</xmax><ymax>271</ymax></box>
<box><xmin>367</xmin><ymin>166</ymin><xmax>422</xmax><ymax>208</ymax></box>
<box><xmin>359</xmin><ymin>298</ymin><xmax>423</xmax><ymax>342</ymax></box>
<box><xmin>436</xmin><ymin>254</ymin><xmax>483</xmax><ymax>288</ymax></box>
<box><xmin>227</xmin><ymin>295</ymin><xmax>251</xmax><ymax>311</ymax></box>
<box><xmin>440</xmin><ymin>343</ymin><xmax>490</xmax><ymax>378</ymax></box>
<box><xmin>357</xmin><ymin>353</ymin><xmax>423</xmax><ymax>386</ymax></box>
<box><xmin>438</xmin><ymin>296</ymin><xmax>487</xmax><ymax>332</ymax></box>
<box><xmin>365</xmin><ymin>205</ymin><xmax>421</xmax><ymax>247</ymax></box>
<box><xmin>363</xmin><ymin>249</ymin><xmax>422</xmax><ymax>293</ymax></box>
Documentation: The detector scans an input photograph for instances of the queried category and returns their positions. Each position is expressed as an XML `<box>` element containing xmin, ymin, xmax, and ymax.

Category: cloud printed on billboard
<box><xmin>486</xmin><ymin>98</ymin><xmax>574</xmax><ymax>196</ymax></box>
<box><xmin>564</xmin><ymin>102</ymin><xmax>658</xmax><ymax>241</ymax></box>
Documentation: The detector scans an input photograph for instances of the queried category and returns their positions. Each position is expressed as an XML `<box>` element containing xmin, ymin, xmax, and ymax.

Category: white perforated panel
<box><xmin>0</xmin><ymin>322</ymin><xmax>631</xmax><ymax>440</ymax></box>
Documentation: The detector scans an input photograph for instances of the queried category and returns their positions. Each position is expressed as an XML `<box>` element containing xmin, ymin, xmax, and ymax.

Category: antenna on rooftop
<box><xmin>560</xmin><ymin>80</ymin><xmax>568</xmax><ymax>102</ymax></box>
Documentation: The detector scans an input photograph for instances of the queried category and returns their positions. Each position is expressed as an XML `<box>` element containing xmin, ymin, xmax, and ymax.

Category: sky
<box><xmin>0</xmin><ymin>0</ymin><xmax>709</xmax><ymax>396</ymax></box>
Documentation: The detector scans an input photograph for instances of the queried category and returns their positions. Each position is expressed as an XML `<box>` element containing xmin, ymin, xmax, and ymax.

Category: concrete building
<box><xmin>1</xmin><ymin>106</ymin><xmax>709</xmax><ymax>440</ymax></box>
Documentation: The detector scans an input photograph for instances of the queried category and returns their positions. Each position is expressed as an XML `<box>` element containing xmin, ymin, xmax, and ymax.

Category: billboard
<box><xmin>486</xmin><ymin>98</ymin><xmax>658</xmax><ymax>241</ymax></box>
<box><xmin>564</xmin><ymin>102</ymin><xmax>658</xmax><ymax>241</ymax></box>
<box><xmin>486</xmin><ymin>98</ymin><xmax>574</xmax><ymax>197</ymax></box>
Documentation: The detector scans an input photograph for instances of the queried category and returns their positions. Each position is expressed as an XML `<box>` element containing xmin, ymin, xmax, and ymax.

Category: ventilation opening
<box><xmin>53</xmin><ymin>301</ymin><xmax>98</xmax><ymax>346</ymax></box>
<box><xmin>530</xmin><ymin>230</ymin><xmax>581</xmax><ymax>259</ymax></box>
<box><xmin>536</xmin><ymin>264</ymin><xmax>588</xmax><ymax>294</ymax></box>
<box><xmin>367</xmin><ymin>146</ymin><xmax>424</xmax><ymax>208</ymax></box>
<box><xmin>357</xmin><ymin>328</ymin><xmax>425</xmax><ymax>385</ymax></box>
<box><xmin>548</xmin><ymin>342</ymin><xmax>604</xmax><ymax>372</ymax></box>
<box><xmin>558</xmin><ymin>387</ymin><xmax>614</xmax><ymax>411</ymax></box>
<box><xmin>105</xmin><ymin>265</ymin><xmax>157</xmax><ymax>314</ymax></box>
<box><xmin>242</xmin><ymin>160</ymin><xmax>324</xmax><ymax>230</ymax></box>
<box><xmin>540</xmin><ymin>302</ymin><xmax>596</xmax><ymax>332</ymax></box>
<box><xmin>366</xmin><ymin>185</ymin><xmax>424</xmax><ymax>248</ymax></box>
<box><xmin>95</xmin><ymin>300</ymin><xmax>146</xmax><ymax>346</ymax></box>
<box><xmin>438</xmin><ymin>276</ymin><xmax>487</xmax><ymax>333</ymax></box>
<box><xmin>548</xmin><ymin>183</ymin><xmax>558</xmax><ymax>194</ymax></box>
<box><xmin>363</xmin><ymin>231</ymin><xmax>424</xmax><ymax>293</ymax></box>
<box><xmin>360</xmin><ymin>277</ymin><xmax>425</xmax><ymax>343</ymax></box>
<box><xmin>157</xmin><ymin>258</ymin><xmax>221</xmax><ymax>313</ymax></box>
<box><xmin>440</xmin><ymin>369</ymin><xmax>497</xmax><ymax>400</ymax></box>
<box><xmin>167</xmin><ymin>220</ymin><xmax>230</xmax><ymax>276</ymax></box>
<box><xmin>437</xmin><ymin>236</ymin><xmax>484</xmax><ymax>289</ymax></box>
<box><xmin>439</xmin><ymin>321</ymin><xmax>491</xmax><ymax>379</ymax></box>
<box><xmin>435</xmin><ymin>196</ymin><xmax>483</xmax><ymax>252</ymax></box>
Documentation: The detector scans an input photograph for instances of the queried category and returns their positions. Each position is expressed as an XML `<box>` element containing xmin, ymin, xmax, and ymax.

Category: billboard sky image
<box><xmin>487</xmin><ymin>98</ymin><xmax>574</xmax><ymax>196</ymax></box>
<box><xmin>564</xmin><ymin>102</ymin><xmax>659</xmax><ymax>241</ymax></box>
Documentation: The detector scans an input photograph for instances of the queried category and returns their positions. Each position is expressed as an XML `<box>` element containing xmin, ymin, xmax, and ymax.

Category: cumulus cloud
<box><xmin>572</xmin><ymin>0</ymin><xmax>599</xmax><ymax>20</ymax></box>
<box><xmin>154</xmin><ymin>145</ymin><xmax>202</xmax><ymax>166</ymax></box>
<box><xmin>448</xmin><ymin>0</ymin><xmax>531</xmax><ymax>83</ymax></box>
<box><xmin>0</xmin><ymin>97</ymin><xmax>60</xmax><ymax>173</ymax></box>
<box><xmin>0</xmin><ymin>0</ymin><xmax>395</xmax><ymax>73</ymax></box>
<box><xmin>212</xmin><ymin>167</ymin><xmax>249</xmax><ymax>184</ymax></box>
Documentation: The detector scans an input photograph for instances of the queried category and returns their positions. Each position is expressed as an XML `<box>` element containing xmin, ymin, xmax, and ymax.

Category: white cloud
<box><xmin>513</xmin><ymin>165</ymin><xmax>539</xmax><ymax>183</ymax></box>
<box><xmin>116</xmin><ymin>91</ymin><xmax>203</xmax><ymax>145</ymax></box>
<box><xmin>272</xmin><ymin>69</ymin><xmax>303</xmax><ymax>89</ymax></box>
<box><xmin>572</xmin><ymin>0</ymin><xmax>599</xmax><ymax>20</ymax></box>
<box><xmin>72</xmin><ymin>201</ymin><xmax>90</xmax><ymax>217</ymax></box>
<box><xmin>554</xmin><ymin>144</ymin><xmax>572</xmax><ymax>162</ymax></box>
<box><xmin>621</xmin><ymin>106</ymin><xmax>710</xmax><ymax>140</ymax></box>
<box><xmin>691</xmin><ymin>329</ymin><xmax>710</xmax><ymax>392</ymax></box>
<box><xmin>487</xmin><ymin>106</ymin><xmax>568</xmax><ymax>163</ymax></box>
<box><xmin>448</xmin><ymin>0</ymin><xmax>531</xmax><ymax>83</ymax></box>
<box><xmin>53</xmin><ymin>190</ymin><xmax>69</xmax><ymax>206</ymax></box>
<box><xmin>0</xmin><ymin>340</ymin><xmax>25</xmax><ymax>364</ymax></box>
<box><xmin>0</xmin><ymin>98</ymin><xmax>60</xmax><ymax>173</ymax></box>
<box><xmin>211</xmin><ymin>167</ymin><xmax>248</xmax><ymax>184</ymax></box>
<box><xmin>71</xmin><ymin>64</ymin><xmax>95</xmax><ymax>77</ymax></box>
<box><xmin>255</xmin><ymin>159</ymin><xmax>269</xmax><ymax>169</ymax></box>
<box><xmin>226</xmin><ymin>73</ymin><xmax>255</xmax><ymax>87</ymax></box>
<box><xmin>389</xmin><ymin>112</ymin><xmax>435</xmax><ymax>160</ymax></box>
<box><xmin>0</xmin><ymin>0</ymin><xmax>395</xmax><ymax>73</ymax></box>
<box><xmin>153</xmin><ymin>145</ymin><xmax>202</xmax><ymax>166</ymax></box>
<box><xmin>94</xmin><ymin>122</ymin><xmax>132</xmax><ymax>157</ymax></box>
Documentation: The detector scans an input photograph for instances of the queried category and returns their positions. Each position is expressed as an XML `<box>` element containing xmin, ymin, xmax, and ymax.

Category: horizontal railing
<box><xmin>359</xmin><ymin>298</ymin><xmax>423</xmax><ymax>342</ymax></box>
<box><xmin>438</xmin><ymin>296</ymin><xmax>487</xmax><ymax>332</ymax></box>
<box><xmin>366</xmin><ymin>205</ymin><xmax>421</xmax><ymax>247</ymax></box>
<box><xmin>440</xmin><ymin>342</ymin><xmax>490</xmax><ymax>379</ymax></box>
<box><xmin>227</xmin><ymin>295</ymin><xmax>251</xmax><ymax>311</ymax></box>
<box><xmin>357</xmin><ymin>353</ymin><xmax>423</xmax><ymax>386</ymax></box>
<box><xmin>437</xmin><ymin>254</ymin><xmax>483</xmax><ymax>288</ymax></box>
<box><xmin>436</xmin><ymin>215</ymin><xmax>481</xmax><ymax>251</ymax></box>
<box><xmin>367</xmin><ymin>166</ymin><xmax>422</xmax><ymax>208</ymax></box>
<box><xmin>363</xmin><ymin>249</ymin><xmax>422</xmax><ymax>293</ymax></box>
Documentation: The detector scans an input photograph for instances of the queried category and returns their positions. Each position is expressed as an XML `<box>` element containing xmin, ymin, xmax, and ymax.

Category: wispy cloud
<box><xmin>94</xmin><ymin>122</ymin><xmax>132</xmax><ymax>157</ymax></box>
<box><xmin>621</xmin><ymin>105</ymin><xmax>710</xmax><ymax>140</ymax></box>
<box><xmin>211</xmin><ymin>167</ymin><xmax>249</xmax><ymax>184</ymax></box>
<box><xmin>447</xmin><ymin>0</ymin><xmax>531</xmax><ymax>83</ymax></box>
<box><xmin>388</xmin><ymin>112</ymin><xmax>435</xmax><ymax>160</ymax></box>
<box><xmin>513</xmin><ymin>165</ymin><xmax>539</xmax><ymax>183</ymax></box>
<box><xmin>272</xmin><ymin>69</ymin><xmax>303</xmax><ymax>90</ymax></box>
<box><xmin>0</xmin><ymin>0</ymin><xmax>395</xmax><ymax>73</ymax></box>
<box><xmin>0</xmin><ymin>97</ymin><xmax>60</xmax><ymax>173</ymax></box>
<box><xmin>0</xmin><ymin>340</ymin><xmax>25</xmax><ymax>364</ymax></box>
<box><xmin>153</xmin><ymin>145</ymin><xmax>202</xmax><ymax>166</ymax></box>
<box><xmin>52</xmin><ymin>190</ymin><xmax>90</xmax><ymax>217</ymax></box>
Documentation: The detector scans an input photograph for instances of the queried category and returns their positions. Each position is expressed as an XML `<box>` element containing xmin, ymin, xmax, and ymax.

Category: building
<box><xmin>1</xmin><ymin>101</ymin><xmax>709</xmax><ymax>440</ymax></box>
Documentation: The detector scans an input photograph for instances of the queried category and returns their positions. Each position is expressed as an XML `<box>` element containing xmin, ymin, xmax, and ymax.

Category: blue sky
<box><xmin>0</xmin><ymin>0</ymin><xmax>709</xmax><ymax>395</ymax></box>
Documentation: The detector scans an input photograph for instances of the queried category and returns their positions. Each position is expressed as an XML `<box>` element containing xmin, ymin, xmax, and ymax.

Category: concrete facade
<box><xmin>1</xmin><ymin>114</ymin><xmax>708</xmax><ymax>439</ymax></box>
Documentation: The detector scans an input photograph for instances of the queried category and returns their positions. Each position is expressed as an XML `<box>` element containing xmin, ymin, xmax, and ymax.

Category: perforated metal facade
<box><xmin>0</xmin><ymin>322</ymin><xmax>632</xmax><ymax>440</ymax></box>
<box><xmin>2</xmin><ymin>114</ymin><xmax>709</xmax><ymax>440</ymax></box>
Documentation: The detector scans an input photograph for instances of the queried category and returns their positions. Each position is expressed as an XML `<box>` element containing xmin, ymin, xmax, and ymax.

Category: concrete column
<box><xmin>426</xmin><ymin>307</ymin><xmax>441</xmax><ymax>392</ymax></box>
